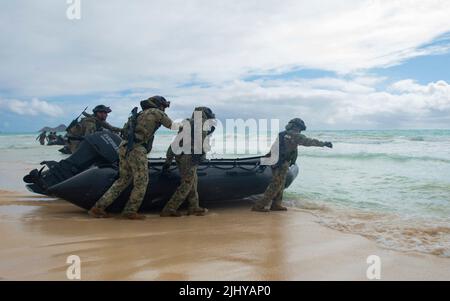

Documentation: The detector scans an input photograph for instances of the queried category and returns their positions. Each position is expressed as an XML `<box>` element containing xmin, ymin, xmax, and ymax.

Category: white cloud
<box><xmin>82</xmin><ymin>77</ymin><xmax>449</xmax><ymax>129</ymax></box>
<box><xmin>2</xmin><ymin>77</ymin><xmax>448</xmax><ymax>129</ymax></box>
<box><xmin>1</xmin><ymin>1</ymin><xmax>450</xmax><ymax>129</ymax></box>
<box><xmin>0</xmin><ymin>98</ymin><xmax>63</xmax><ymax>117</ymax></box>
<box><xmin>0</xmin><ymin>0</ymin><xmax>449</xmax><ymax>96</ymax></box>
<box><xmin>389</xmin><ymin>79</ymin><xmax>450</xmax><ymax>96</ymax></box>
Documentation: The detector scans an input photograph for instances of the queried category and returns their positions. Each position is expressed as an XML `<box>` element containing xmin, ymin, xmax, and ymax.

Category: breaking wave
<box><xmin>302</xmin><ymin>152</ymin><xmax>450</xmax><ymax>164</ymax></box>
<box><xmin>0</xmin><ymin>145</ymin><xmax>38</xmax><ymax>150</ymax></box>
<box><xmin>288</xmin><ymin>198</ymin><xmax>450</xmax><ymax>258</ymax></box>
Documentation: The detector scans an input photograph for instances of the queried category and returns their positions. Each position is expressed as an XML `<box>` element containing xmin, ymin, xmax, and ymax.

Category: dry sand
<box><xmin>0</xmin><ymin>190</ymin><xmax>449</xmax><ymax>280</ymax></box>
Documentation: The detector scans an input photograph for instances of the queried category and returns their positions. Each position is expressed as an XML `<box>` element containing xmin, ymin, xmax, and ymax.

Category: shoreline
<box><xmin>0</xmin><ymin>189</ymin><xmax>449</xmax><ymax>280</ymax></box>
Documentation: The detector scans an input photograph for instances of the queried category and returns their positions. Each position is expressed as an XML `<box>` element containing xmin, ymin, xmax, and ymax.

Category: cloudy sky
<box><xmin>1</xmin><ymin>0</ymin><xmax>450</xmax><ymax>132</ymax></box>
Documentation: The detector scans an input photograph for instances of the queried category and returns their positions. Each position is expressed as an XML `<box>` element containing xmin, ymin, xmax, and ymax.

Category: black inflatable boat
<box><xmin>23</xmin><ymin>132</ymin><xmax>299</xmax><ymax>212</ymax></box>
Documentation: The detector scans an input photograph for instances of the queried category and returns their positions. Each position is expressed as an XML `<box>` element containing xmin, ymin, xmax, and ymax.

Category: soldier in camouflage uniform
<box><xmin>67</xmin><ymin>105</ymin><xmax>122</xmax><ymax>153</ymax></box>
<box><xmin>160</xmin><ymin>107</ymin><xmax>216</xmax><ymax>217</ymax></box>
<box><xmin>252</xmin><ymin>118</ymin><xmax>333</xmax><ymax>212</ymax></box>
<box><xmin>88</xmin><ymin>96</ymin><xmax>175</xmax><ymax>220</ymax></box>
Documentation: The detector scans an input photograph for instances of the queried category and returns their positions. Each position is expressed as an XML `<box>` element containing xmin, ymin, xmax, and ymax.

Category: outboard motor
<box><xmin>23</xmin><ymin>131</ymin><xmax>122</xmax><ymax>194</ymax></box>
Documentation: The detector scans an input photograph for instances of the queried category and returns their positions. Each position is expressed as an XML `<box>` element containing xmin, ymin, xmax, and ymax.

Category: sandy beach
<box><xmin>1</xmin><ymin>189</ymin><xmax>449</xmax><ymax>281</ymax></box>
<box><xmin>2</xmin><ymin>0</ymin><xmax>450</xmax><ymax>285</ymax></box>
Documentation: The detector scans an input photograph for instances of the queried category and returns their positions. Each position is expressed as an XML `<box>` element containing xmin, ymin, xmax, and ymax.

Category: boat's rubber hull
<box><xmin>46</xmin><ymin>158</ymin><xmax>299</xmax><ymax>212</ymax></box>
<box><xmin>23</xmin><ymin>131</ymin><xmax>300</xmax><ymax>212</ymax></box>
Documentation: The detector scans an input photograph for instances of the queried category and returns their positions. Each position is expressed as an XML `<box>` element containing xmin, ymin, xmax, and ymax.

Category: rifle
<box><xmin>66</xmin><ymin>106</ymin><xmax>88</xmax><ymax>132</ymax></box>
<box><xmin>126</xmin><ymin>107</ymin><xmax>139</xmax><ymax>156</ymax></box>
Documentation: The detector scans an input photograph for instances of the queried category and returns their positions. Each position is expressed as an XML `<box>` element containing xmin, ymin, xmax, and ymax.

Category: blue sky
<box><xmin>243</xmin><ymin>50</ymin><xmax>450</xmax><ymax>88</ymax></box>
<box><xmin>374</xmin><ymin>52</ymin><xmax>450</xmax><ymax>85</ymax></box>
<box><xmin>1</xmin><ymin>0</ymin><xmax>450</xmax><ymax>132</ymax></box>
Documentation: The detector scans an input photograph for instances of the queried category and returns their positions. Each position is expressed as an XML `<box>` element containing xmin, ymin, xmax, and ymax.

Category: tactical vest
<box><xmin>276</xmin><ymin>130</ymin><xmax>298</xmax><ymax>167</ymax></box>
<box><xmin>67</xmin><ymin>115</ymin><xmax>102</xmax><ymax>138</ymax></box>
<box><xmin>123</xmin><ymin>108</ymin><xmax>163</xmax><ymax>152</ymax></box>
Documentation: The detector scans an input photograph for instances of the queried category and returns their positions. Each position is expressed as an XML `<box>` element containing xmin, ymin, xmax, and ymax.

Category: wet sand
<box><xmin>1</xmin><ymin>190</ymin><xmax>449</xmax><ymax>280</ymax></box>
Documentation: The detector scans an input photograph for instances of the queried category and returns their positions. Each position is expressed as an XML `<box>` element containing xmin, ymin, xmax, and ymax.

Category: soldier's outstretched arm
<box><xmin>293</xmin><ymin>133</ymin><xmax>332</xmax><ymax>148</ymax></box>
<box><xmin>159</xmin><ymin>112</ymin><xmax>174</xmax><ymax>130</ymax></box>
<box><xmin>159</xmin><ymin>112</ymin><xmax>184</xmax><ymax>131</ymax></box>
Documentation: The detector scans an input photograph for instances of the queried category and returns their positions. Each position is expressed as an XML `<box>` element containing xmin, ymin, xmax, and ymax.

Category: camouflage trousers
<box><xmin>255</xmin><ymin>162</ymin><xmax>290</xmax><ymax>208</ymax></box>
<box><xmin>94</xmin><ymin>144</ymin><xmax>149</xmax><ymax>214</ymax></box>
<box><xmin>163</xmin><ymin>155</ymin><xmax>200</xmax><ymax>211</ymax></box>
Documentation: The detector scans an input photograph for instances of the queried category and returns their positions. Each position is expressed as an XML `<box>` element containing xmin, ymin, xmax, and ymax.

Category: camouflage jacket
<box><xmin>67</xmin><ymin>115</ymin><xmax>121</xmax><ymax>138</ymax></box>
<box><xmin>81</xmin><ymin>116</ymin><xmax>122</xmax><ymax>136</ymax></box>
<box><xmin>165</xmin><ymin>118</ymin><xmax>211</xmax><ymax>166</ymax></box>
<box><xmin>272</xmin><ymin>130</ymin><xmax>327</xmax><ymax>167</ymax></box>
<box><xmin>123</xmin><ymin>108</ymin><xmax>173</xmax><ymax>153</ymax></box>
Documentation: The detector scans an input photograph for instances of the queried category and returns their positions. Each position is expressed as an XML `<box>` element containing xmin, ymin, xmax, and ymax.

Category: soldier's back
<box><xmin>134</xmin><ymin>108</ymin><xmax>167</xmax><ymax>139</ymax></box>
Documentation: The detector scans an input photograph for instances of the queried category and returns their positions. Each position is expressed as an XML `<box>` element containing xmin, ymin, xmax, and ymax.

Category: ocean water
<box><xmin>284</xmin><ymin>130</ymin><xmax>450</xmax><ymax>257</ymax></box>
<box><xmin>1</xmin><ymin>130</ymin><xmax>449</xmax><ymax>257</ymax></box>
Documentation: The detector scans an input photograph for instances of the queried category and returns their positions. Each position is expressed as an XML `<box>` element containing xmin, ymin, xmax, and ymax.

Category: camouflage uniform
<box><xmin>81</xmin><ymin>115</ymin><xmax>122</xmax><ymax>136</ymax></box>
<box><xmin>91</xmin><ymin>106</ymin><xmax>173</xmax><ymax>215</ymax></box>
<box><xmin>163</xmin><ymin>151</ymin><xmax>201</xmax><ymax>212</ymax></box>
<box><xmin>254</xmin><ymin>129</ymin><xmax>331</xmax><ymax>210</ymax></box>
<box><xmin>259</xmin><ymin>161</ymin><xmax>290</xmax><ymax>209</ymax></box>
<box><xmin>67</xmin><ymin>116</ymin><xmax>122</xmax><ymax>153</ymax></box>
<box><xmin>94</xmin><ymin>144</ymin><xmax>149</xmax><ymax>214</ymax></box>
<box><xmin>161</xmin><ymin>108</ymin><xmax>215</xmax><ymax>216</ymax></box>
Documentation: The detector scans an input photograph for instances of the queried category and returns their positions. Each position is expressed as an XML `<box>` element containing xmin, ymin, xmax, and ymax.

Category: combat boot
<box><xmin>88</xmin><ymin>207</ymin><xmax>111</xmax><ymax>218</ymax></box>
<box><xmin>122</xmin><ymin>212</ymin><xmax>146</xmax><ymax>220</ymax></box>
<box><xmin>188</xmin><ymin>207</ymin><xmax>208</xmax><ymax>216</ymax></box>
<box><xmin>270</xmin><ymin>204</ymin><xmax>288</xmax><ymax>211</ymax></box>
<box><xmin>160</xmin><ymin>209</ymin><xmax>183</xmax><ymax>217</ymax></box>
<box><xmin>251</xmin><ymin>205</ymin><xmax>270</xmax><ymax>212</ymax></box>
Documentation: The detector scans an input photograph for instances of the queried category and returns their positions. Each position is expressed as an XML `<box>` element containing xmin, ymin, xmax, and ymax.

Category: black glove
<box><xmin>323</xmin><ymin>141</ymin><xmax>333</xmax><ymax>148</ymax></box>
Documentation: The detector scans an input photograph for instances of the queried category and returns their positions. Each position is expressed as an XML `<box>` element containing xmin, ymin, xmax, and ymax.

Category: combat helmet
<box><xmin>140</xmin><ymin>96</ymin><xmax>170</xmax><ymax>110</ymax></box>
<box><xmin>192</xmin><ymin>106</ymin><xmax>216</xmax><ymax>120</ymax></box>
<box><xmin>92</xmin><ymin>105</ymin><xmax>112</xmax><ymax>114</ymax></box>
<box><xmin>286</xmin><ymin>118</ymin><xmax>306</xmax><ymax>131</ymax></box>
